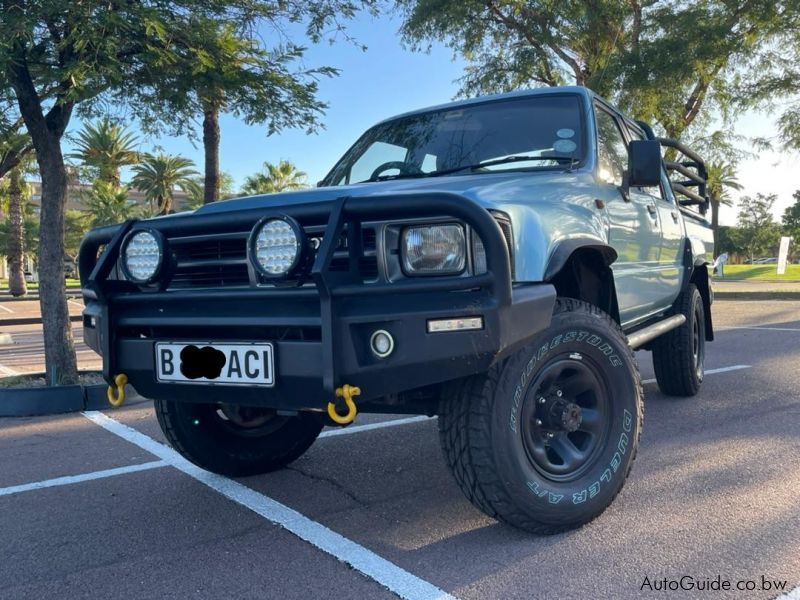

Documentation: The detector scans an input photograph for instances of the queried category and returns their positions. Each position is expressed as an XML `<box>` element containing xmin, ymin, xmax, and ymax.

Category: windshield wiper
<box><xmin>428</xmin><ymin>155</ymin><xmax>576</xmax><ymax>177</ymax></box>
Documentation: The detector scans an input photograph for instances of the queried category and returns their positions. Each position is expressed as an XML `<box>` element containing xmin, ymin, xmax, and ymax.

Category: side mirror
<box><xmin>628</xmin><ymin>140</ymin><xmax>662</xmax><ymax>187</ymax></box>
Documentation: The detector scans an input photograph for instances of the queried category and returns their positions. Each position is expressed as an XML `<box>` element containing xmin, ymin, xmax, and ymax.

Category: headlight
<box><xmin>121</xmin><ymin>230</ymin><xmax>163</xmax><ymax>283</ymax></box>
<box><xmin>402</xmin><ymin>224</ymin><xmax>466</xmax><ymax>275</ymax></box>
<box><xmin>249</xmin><ymin>216</ymin><xmax>304</xmax><ymax>277</ymax></box>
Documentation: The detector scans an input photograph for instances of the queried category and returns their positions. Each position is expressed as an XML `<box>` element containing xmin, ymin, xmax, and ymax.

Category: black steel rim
<box><xmin>520</xmin><ymin>354</ymin><xmax>610</xmax><ymax>481</ymax></box>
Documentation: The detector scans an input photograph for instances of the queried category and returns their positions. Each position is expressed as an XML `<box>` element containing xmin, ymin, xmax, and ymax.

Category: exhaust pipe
<box><xmin>627</xmin><ymin>314</ymin><xmax>686</xmax><ymax>350</ymax></box>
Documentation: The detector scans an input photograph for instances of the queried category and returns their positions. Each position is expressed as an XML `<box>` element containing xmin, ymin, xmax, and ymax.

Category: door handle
<box><xmin>671</xmin><ymin>210</ymin><xmax>680</xmax><ymax>222</ymax></box>
<box><xmin>646</xmin><ymin>203</ymin><xmax>657</xmax><ymax>216</ymax></box>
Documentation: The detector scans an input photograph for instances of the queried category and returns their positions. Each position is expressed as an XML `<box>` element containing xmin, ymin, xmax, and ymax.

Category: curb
<box><xmin>714</xmin><ymin>291</ymin><xmax>800</xmax><ymax>301</ymax></box>
<box><xmin>0</xmin><ymin>315</ymin><xmax>82</xmax><ymax>327</ymax></box>
<box><xmin>0</xmin><ymin>373</ymin><xmax>145</xmax><ymax>417</ymax></box>
<box><xmin>0</xmin><ymin>291</ymin><xmax>82</xmax><ymax>301</ymax></box>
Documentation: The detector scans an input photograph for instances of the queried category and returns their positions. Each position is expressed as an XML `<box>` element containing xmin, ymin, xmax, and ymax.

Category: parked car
<box><xmin>79</xmin><ymin>86</ymin><xmax>714</xmax><ymax>534</ymax></box>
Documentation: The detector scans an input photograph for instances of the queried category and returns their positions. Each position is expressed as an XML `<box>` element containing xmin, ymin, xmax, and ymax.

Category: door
<box><xmin>626</xmin><ymin>126</ymin><xmax>683</xmax><ymax>307</ymax></box>
<box><xmin>594</xmin><ymin>106</ymin><xmax>664</xmax><ymax>326</ymax></box>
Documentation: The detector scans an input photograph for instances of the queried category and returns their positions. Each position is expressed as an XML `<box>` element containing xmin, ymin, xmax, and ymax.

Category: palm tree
<box><xmin>131</xmin><ymin>154</ymin><xmax>200</xmax><ymax>215</ymax></box>
<box><xmin>241</xmin><ymin>160</ymin><xmax>308</xmax><ymax>196</ymax></box>
<box><xmin>705</xmin><ymin>161</ymin><xmax>743</xmax><ymax>252</ymax></box>
<box><xmin>71</xmin><ymin>119</ymin><xmax>140</xmax><ymax>186</ymax></box>
<box><xmin>0</xmin><ymin>135</ymin><xmax>34</xmax><ymax>297</ymax></box>
<box><xmin>84</xmin><ymin>180</ymin><xmax>139</xmax><ymax>227</ymax></box>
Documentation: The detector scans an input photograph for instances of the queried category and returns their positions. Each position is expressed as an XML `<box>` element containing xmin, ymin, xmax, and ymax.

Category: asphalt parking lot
<box><xmin>1</xmin><ymin>299</ymin><xmax>799</xmax><ymax>600</ymax></box>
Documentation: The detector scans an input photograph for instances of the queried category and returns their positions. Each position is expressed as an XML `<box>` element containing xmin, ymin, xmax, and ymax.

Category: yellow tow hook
<box><xmin>106</xmin><ymin>373</ymin><xmax>128</xmax><ymax>408</ymax></box>
<box><xmin>328</xmin><ymin>384</ymin><xmax>360</xmax><ymax>425</ymax></box>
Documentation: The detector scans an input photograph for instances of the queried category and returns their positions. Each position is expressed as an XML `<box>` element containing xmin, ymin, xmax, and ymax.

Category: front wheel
<box><xmin>155</xmin><ymin>400</ymin><xmax>323</xmax><ymax>477</ymax></box>
<box><xmin>439</xmin><ymin>298</ymin><xmax>643</xmax><ymax>534</ymax></box>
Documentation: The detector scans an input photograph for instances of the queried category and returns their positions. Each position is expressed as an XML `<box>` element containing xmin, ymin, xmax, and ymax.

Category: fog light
<box><xmin>370</xmin><ymin>329</ymin><xmax>394</xmax><ymax>358</ymax></box>
<box><xmin>427</xmin><ymin>317</ymin><xmax>484</xmax><ymax>333</ymax></box>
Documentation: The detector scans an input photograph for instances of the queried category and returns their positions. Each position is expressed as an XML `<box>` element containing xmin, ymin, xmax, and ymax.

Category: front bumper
<box><xmin>79</xmin><ymin>193</ymin><xmax>556</xmax><ymax>412</ymax></box>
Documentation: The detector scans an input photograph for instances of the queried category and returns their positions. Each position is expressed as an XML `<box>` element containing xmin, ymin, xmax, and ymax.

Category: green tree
<box><xmin>396</xmin><ymin>1</ymin><xmax>800</xmax><ymax>143</ymax></box>
<box><xmin>0</xmin><ymin>0</ymin><xmax>260</xmax><ymax>384</ymax></box>
<box><xmin>84</xmin><ymin>181</ymin><xmax>138</xmax><ymax>227</ymax></box>
<box><xmin>185</xmin><ymin>172</ymin><xmax>236</xmax><ymax>210</ymax></box>
<box><xmin>70</xmin><ymin>120</ymin><xmax>140</xmax><ymax>186</ymax></box>
<box><xmin>705</xmin><ymin>161</ymin><xmax>743</xmax><ymax>252</ymax></box>
<box><xmin>783</xmin><ymin>190</ymin><xmax>800</xmax><ymax>259</ymax></box>
<box><xmin>64</xmin><ymin>210</ymin><xmax>89</xmax><ymax>277</ymax></box>
<box><xmin>736</xmin><ymin>193</ymin><xmax>781</xmax><ymax>263</ymax></box>
<box><xmin>241</xmin><ymin>160</ymin><xmax>308</xmax><ymax>195</ymax></box>
<box><xmin>127</xmin><ymin>3</ymin><xmax>376</xmax><ymax>205</ymax></box>
<box><xmin>715</xmin><ymin>226</ymin><xmax>746</xmax><ymax>259</ymax></box>
<box><xmin>131</xmin><ymin>154</ymin><xmax>200</xmax><ymax>215</ymax></box>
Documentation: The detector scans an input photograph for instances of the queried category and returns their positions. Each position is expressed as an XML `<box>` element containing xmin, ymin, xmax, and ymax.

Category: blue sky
<box><xmin>63</xmin><ymin>12</ymin><xmax>799</xmax><ymax>227</ymax></box>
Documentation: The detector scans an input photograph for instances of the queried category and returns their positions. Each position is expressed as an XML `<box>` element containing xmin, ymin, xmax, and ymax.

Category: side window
<box><xmin>348</xmin><ymin>141</ymin><xmax>408</xmax><ymax>183</ymax></box>
<box><xmin>595</xmin><ymin>108</ymin><xmax>629</xmax><ymax>186</ymax></box>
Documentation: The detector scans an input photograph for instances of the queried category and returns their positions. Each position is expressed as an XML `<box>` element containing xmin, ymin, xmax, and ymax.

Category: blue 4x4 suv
<box><xmin>80</xmin><ymin>86</ymin><xmax>714</xmax><ymax>533</ymax></box>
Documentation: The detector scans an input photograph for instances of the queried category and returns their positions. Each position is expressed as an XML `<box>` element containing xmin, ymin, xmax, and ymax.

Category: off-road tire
<box><xmin>155</xmin><ymin>400</ymin><xmax>323</xmax><ymax>477</ymax></box>
<box><xmin>652</xmin><ymin>284</ymin><xmax>705</xmax><ymax>397</ymax></box>
<box><xmin>438</xmin><ymin>298</ymin><xmax>643</xmax><ymax>534</ymax></box>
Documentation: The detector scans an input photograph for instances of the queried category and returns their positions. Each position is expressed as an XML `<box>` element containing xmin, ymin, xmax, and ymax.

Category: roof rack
<box><xmin>657</xmin><ymin>137</ymin><xmax>709</xmax><ymax>215</ymax></box>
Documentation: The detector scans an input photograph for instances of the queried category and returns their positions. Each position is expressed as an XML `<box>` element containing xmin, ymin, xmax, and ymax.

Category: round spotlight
<box><xmin>120</xmin><ymin>229</ymin><xmax>164</xmax><ymax>284</ymax></box>
<box><xmin>369</xmin><ymin>329</ymin><xmax>395</xmax><ymax>359</ymax></box>
<box><xmin>249</xmin><ymin>216</ymin><xmax>304</xmax><ymax>278</ymax></box>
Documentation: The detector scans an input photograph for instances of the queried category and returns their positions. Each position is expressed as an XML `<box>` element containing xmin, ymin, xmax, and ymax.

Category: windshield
<box><xmin>322</xmin><ymin>94</ymin><xmax>585</xmax><ymax>186</ymax></box>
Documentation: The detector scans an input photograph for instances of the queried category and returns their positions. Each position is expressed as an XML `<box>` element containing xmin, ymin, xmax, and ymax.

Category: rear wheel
<box><xmin>155</xmin><ymin>400</ymin><xmax>323</xmax><ymax>476</ymax></box>
<box><xmin>652</xmin><ymin>284</ymin><xmax>705</xmax><ymax>397</ymax></box>
<box><xmin>439</xmin><ymin>298</ymin><xmax>643</xmax><ymax>534</ymax></box>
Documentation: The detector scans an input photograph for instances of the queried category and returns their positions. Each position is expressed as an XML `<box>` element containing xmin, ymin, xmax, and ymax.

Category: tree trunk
<box><xmin>36</xmin><ymin>136</ymin><xmax>79</xmax><ymax>385</ymax></box>
<box><xmin>203</xmin><ymin>105</ymin><xmax>220</xmax><ymax>204</ymax></box>
<box><xmin>158</xmin><ymin>194</ymin><xmax>171</xmax><ymax>215</ymax></box>
<box><xmin>9</xmin><ymin>47</ymin><xmax>78</xmax><ymax>385</ymax></box>
<box><xmin>7</xmin><ymin>168</ymin><xmax>27</xmax><ymax>297</ymax></box>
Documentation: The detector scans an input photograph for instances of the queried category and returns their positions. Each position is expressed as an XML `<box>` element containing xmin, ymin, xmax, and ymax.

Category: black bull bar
<box><xmin>79</xmin><ymin>193</ymin><xmax>555</xmax><ymax>410</ymax></box>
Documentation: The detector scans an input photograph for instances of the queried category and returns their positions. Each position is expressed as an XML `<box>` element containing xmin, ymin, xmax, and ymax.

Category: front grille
<box><xmin>170</xmin><ymin>236</ymin><xmax>250</xmax><ymax>289</ymax></box>
<box><xmin>166</xmin><ymin>226</ymin><xmax>379</xmax><ymax>290</ymax></box>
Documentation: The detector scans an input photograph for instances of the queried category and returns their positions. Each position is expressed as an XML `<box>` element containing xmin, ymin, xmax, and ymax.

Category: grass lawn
<box><xmin>0</xmin><ymin>278</ymin><xmax>81</xmax><ymax>290</ymax></box>
<box><xmin>719</xmin><ymin>264</ymin><xmax>800</xmax><ymax>281</ymax></box>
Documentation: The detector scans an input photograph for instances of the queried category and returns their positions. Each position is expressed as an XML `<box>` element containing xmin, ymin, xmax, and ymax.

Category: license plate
<box><xmin>155</xmin><ymin>342</ymin><xmax>275</xmax><ymax>387</ymax></box>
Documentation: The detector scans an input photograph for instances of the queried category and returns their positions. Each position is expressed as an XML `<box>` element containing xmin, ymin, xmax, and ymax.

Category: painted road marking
<box><xmin>0</xmin><ymin>304</ymin><xmax>13</xmax><ymax>313</ymax></box>
<box><xmin>82</xmin><ymin>411</ymin><xmax>457</xmax><ymax>600</ymax></box>
<box><xmin>320</xmin><ymin>415</ymin><xmax>433</xmax><ymax>439</ymax></box>
<box><xmin>719</xmin><ymin>325</ymin><xmax>800</xmax><ymax>332</ymax></box>
<box><xmin>642</xmin><ymin>364</ymin><xmax>750</xmax><ymax>385</ymax></box>
<box><xmin>0</xmin><ymin>460</ymin><xmax>167</xmax><ymax>497</ymax></box>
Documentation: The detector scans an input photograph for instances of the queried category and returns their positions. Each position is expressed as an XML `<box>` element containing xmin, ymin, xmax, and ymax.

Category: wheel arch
<box><xmin>689</xmin><ymin>261</ymin><xmax>714</xmax><ymax>341</ymax></box>
<box><xmin>544</xmin><ymin>240</ymin><xmax>621</xmax><ymax>324</ymax></box>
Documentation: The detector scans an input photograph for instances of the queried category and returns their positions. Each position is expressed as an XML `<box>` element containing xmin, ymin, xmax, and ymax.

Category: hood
<box><xmin>193</xmin><ymin>169</ymin><xmax>588</xmax><ymax>216</ymax></box>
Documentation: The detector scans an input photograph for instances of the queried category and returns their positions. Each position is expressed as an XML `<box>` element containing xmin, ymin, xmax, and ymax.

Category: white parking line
<box><xmin>0</xmin><ymin>304</ymin><xmax>13</xmax><ymax>313</ymax></box>
<box><xmin>82</xmin><ymin>411</ymin><xmax>457</xmax><ymax>600</ymax></box>
<box><xmin>320</xmin><ymin>415</ymin><xmax>434</xmax><ymax>439</ymax></box>
<box><xmin>642</xmin><ymin>364</ymin><xmax>750</xmax><ymax>385</ymax></box>
<box><xmin>0</xmin><ymin>460</ymin><xmax>167</xmax><ymax>497</ymax></box>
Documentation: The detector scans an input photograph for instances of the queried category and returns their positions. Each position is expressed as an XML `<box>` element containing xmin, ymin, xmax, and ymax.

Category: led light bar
<box><xmin>427</xmin><ymin>317</ymin><xmax>484</xmax><ymax>333</ymax></box>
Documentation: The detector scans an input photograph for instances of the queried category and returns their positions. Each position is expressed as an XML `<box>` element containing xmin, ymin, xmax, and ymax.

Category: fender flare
<box><xmin>543</xmin><ymin>238</ymin><xmax>618</xmax><ymax>282</ymax></box>
<box><xmin>681</xmin><ymin>240</ymin><xmax>715</xmax><ymax>341</ymax></box>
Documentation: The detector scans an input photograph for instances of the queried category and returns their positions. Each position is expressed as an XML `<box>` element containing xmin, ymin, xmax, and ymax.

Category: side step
<box><xmin>627</xmin><ymin>314</ymin><xmax>686</xmax><ymax>350</ymax></box>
